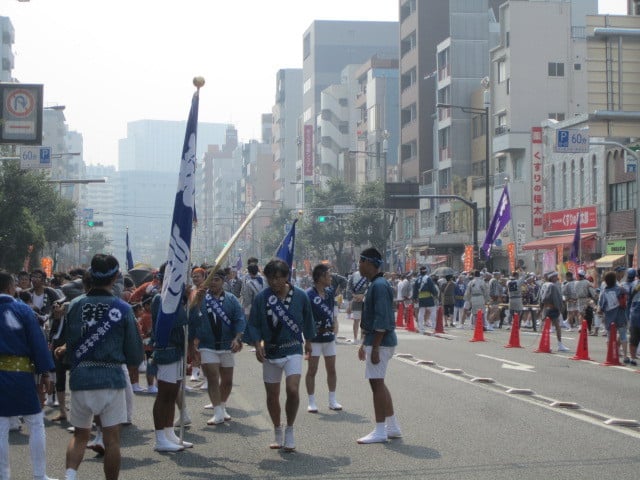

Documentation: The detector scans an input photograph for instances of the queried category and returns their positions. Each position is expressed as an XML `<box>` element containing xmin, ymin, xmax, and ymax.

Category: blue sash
<box><xmin>205</xmin><ymin>292</ymin><xmax>232</xmax><ymax>329</ymax></box>
<box><xmin>353</xmin><ymin>275</ymin><xmax>367</xmax><ymax>293</ymax></box>
<box><xmin>308</xmin><ymin>288</ymin><xmax>334</xmax><ymax>326</ymax></box>
<box><xmin>265</xmin><ymin>287</ymin><xmax>302</xmax><ymax>341</ymax></box>
<box><xmin>73</xmin><ymin>298</ymin><xmax>130</xmax><ymax>368</ymax></box>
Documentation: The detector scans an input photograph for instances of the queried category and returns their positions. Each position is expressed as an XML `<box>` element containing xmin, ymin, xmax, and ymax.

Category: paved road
<box><xmin>7</xmin><ymin>312</ymin><xmax>640</xmax><ymax>479</ymax></box>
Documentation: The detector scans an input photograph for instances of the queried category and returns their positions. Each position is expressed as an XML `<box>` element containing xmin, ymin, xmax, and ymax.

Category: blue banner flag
<box><xmin>481</xmin><ymin>185</ymin><xmax>511</xmax><ymax>259</ymax></box>
<box><xmin>125</xmin><ymin>228</ymin><xmax>134</xmax><ymax>271</ymax></box>
<box><xmin>155</xmin><ymin>91</ymin><xmax>199</xmax><ymax>347</ymax></box>
<box><xmin>275</xmin><ymin>219</ymin><xmax>297</xmax><ymax>268</ymax></box>
<box><xmin>569</xmin><ymin>211</ymin><xmax>581</xmax><ymax>263</ymax></box>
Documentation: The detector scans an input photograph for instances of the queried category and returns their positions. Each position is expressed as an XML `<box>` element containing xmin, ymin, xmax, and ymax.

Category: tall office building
<box><xmin>0</xmin><ymin>17</ymin><xmax>14</xmax><ymax>82</ymax></box>
<box><xmin>272</xmin><ymin>68</ymin><xmax>302</xmax><ymax>209</ymax></box>
<box><xmin>299</xmin><ymin>20</ymin><xmax>398</xmax><ymax>207</ymax></box>
<box><xmin>115</xmin><ymin>120</ymin><xmax>228</xmax><ymax>265</ymax></box>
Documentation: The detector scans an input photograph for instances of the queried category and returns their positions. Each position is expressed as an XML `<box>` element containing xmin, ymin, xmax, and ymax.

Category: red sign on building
<box><xmin>543</xmin><ymin>206</ymin><xmax>598</xmax><ymax>233</ymax></box>
<box><xmin>531</xmin><ymin>127</ymin><xmax>544</xmax><ymax>237</ymax></box>
<box><xmin>303</xmin><ymin>124</ymin><xmax>313</xmax><ymax>177</ymax></box>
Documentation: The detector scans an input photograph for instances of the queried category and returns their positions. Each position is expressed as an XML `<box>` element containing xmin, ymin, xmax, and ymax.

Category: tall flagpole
<box><xmin>177</xmin><ymin>76</ymin><xmax>205</xmax><ymax>444</ymax></box>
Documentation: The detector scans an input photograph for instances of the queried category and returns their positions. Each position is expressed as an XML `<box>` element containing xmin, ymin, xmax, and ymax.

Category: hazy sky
<box><xmin>2</xmin><ymin>0</ymin><xmax>628</xmax><ymax>168</ymax></box>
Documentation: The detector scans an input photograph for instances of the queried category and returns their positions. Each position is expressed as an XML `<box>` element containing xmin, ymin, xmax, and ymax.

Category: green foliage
<box><xmin>83</xmin><ymin>231</ymin><xmax>111</xmax><ymax>260</ymax></box>
<box><xmin>348</xmin><ymin>180</ymin><xmax>386</xmax><ymax>250</ymax></box>
<box><xmin>0</xmin><ymin>161</ymin><xmax>76</xmax><ymax>271</ymax></box>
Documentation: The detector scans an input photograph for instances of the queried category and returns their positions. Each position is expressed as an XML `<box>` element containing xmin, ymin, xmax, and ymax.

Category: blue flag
<box><xmin>276</xmin><ymin>219</ymin><xmax>297</xmax><ymax>268</ymax></box>
<box><xmin>481</xmin><ymin>185</ymin><xmax>511</xmax><ymax>259</ymax></box>
<box><xmin>125</xmin><ymin>228</ymin><xmax>134</xmax><ymax>271</ymax></box>
<box><xmin>155</xmin><ymin>91</ymin><xmax>199</xmax><ymax>348</ymax></box>
<box><xmin>569</xmin><ymin>211</ymin><xmax>581</xmax><ymax>263</ymax></box>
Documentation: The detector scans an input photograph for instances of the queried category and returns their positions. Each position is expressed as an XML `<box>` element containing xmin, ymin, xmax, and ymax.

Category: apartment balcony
<box><xmin>438</xmin><ymin>107</ymin><xmax>451</xmax><ymax>122</ymax></box>
<box><xmin>438</xmin><ymin>64</ymin><xmax>450</xmax><ymax>82</ymax></box>
<box><xmin>495</xmin><ymin>125</ymin><xmax>509</xmax><ymax>136</ymax></box>
<box><xmin>439</xmin><ymin>146</ymin><xmax>451</xmax><ymax>163</ymax></box>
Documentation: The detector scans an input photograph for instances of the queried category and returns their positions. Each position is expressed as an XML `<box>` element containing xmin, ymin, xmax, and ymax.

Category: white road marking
<box><xmin>477</xmin><ymin>353</ymin><xmax>536</xmax><ymax>372</ymax></box>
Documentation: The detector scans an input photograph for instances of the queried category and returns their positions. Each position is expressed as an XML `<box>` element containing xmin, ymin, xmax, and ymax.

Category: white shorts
<box><xmin>351</xmin><ymin>310</ymin><xmax>362</xmax><ymax>320</ymax></box>
<box><xmin>310</xmin><ymin>340</ymin><xmax>337</xmax><ymax>357</ymax></box>
<box><xmin>200</xmin><ymin>349</ymin><xmax>235</xmax><ymax>368</ymax></box>
<box><xmin>157</xmin><ymin>360</ymin><xmax>184</xmax><ymax>384</ymax></box>
<box><xmin>262</xmin><ymin>354</ymin><xmax>303</xmax><ymax>383</ymax></box>
<box><xmin>364</xmin><ymin>346</ymin><xmax>395</xmax><ymax>379</ymax></box>
<box><xmin>70</xmin><ymin>388</ymin><xmax>126</xmax><ymax>428</ymax></box>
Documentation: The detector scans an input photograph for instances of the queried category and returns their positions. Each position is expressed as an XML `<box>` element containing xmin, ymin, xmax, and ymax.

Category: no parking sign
<box><xmin>0</xmin><ymin>83</ymin><xmax>43</xmax><ymax>145</ymax></box>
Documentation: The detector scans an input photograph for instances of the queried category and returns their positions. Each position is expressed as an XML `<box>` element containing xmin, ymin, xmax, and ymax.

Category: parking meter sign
<box><xmin>555</xmin><ymin>129</ymin><xmax>589</xmax><ymax>153</ymax></box>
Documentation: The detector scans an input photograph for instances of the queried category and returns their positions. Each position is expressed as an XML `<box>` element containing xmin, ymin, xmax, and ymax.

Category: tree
<box><xmin>0</xmin><ymin>161</ymin><xmax>76</xmax><ymax>271</ymax></box>
<box><xmin>299</xmin><ymin>178</ymin><xmax>356</xmax><ymax>273</ymax></box>
<box><xmin>349</xmin><ymin>180</ymin><xmax>386</xmax><ymax>251</ymax></box>
<box><xmin>83</xmin><ymin>231</ymin><xmax>112</xmax><ymax>260</ymax></box>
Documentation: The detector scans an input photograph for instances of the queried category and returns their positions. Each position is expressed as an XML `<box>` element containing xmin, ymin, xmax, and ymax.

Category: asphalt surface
<box><xmin>6</xmin><ymin>311</ymin><xmax>640</xmax><ymax>479</ymax></box>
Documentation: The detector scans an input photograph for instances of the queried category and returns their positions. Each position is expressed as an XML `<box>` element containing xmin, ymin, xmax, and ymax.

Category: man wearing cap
<box><xmin>63</xmin><ymin>254</ymin><xmax>144</xmax><ymax>480</ymax></box>
<box><xmin>540</xmin><ymin>271</ymin><xmax>569</xmax><ymax>352</ymax></box>
<box><xmin>356</xmin><ymin>248</ymin><xmax>401</xmax><ymax>444</ymax></box>
<box><xmin>412</xmin><ymin>266</ymin><xmax>438</xmax><ymax>334</ymax></box>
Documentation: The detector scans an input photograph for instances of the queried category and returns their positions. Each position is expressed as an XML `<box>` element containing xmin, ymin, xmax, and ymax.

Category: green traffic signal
<box><xmin>86</xmin><ymin>220</ymin><xmax>95</xmax><ymax>227</ymax></box>
<box><xmin>317</xmin><ymin>216</ymin><xmax>327</xmax><ymax>223</ymax></box>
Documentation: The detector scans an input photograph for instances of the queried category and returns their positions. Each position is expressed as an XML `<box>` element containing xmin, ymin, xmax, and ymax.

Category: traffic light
<box><xmin>316</xmin><ymin>215</ymin><xmax>336</xmax><ymax>223</ymax></box>
<box><xmin>86</xmin><ymin>220</ymin><xmax>103</xmax><ymax>227</ymax></box>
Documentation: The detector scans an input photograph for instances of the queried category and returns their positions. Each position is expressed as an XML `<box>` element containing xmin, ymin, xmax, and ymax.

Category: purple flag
<box><xmin>569</xmin><ymin>211</ymin><xmax>581</xmax><ymax>263</ymax></box>
<box><xmin>481</xmin><ymin>185</ymin><xmax>511</xmax><ymax>259</ymax></box>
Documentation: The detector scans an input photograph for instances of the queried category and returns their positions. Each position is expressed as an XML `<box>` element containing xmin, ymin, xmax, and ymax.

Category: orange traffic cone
<box><xmin>534</xmin><ymin>317</ymin><xmax>552</xmax><ymax>353</ymax></box>
<box><xmin>602</xmin><ymin>322</ymin><xmax>622</xmax><ymax>366</ymax></box>
<box><xmin>406</xmin><ymin>304</ymin><xmax>416</xmax><ymax>332</ymax></box>
<box><xmin>469</xmin><ymin>309</ymin><xmax>486</xmax><ymax>342</ymax></box>
<box><xmin>396</xmin><ymin>302</ymin><xmax>405</xmax><ymax>328</ymax></box>
<box><xmin>434</xmin><ymin>306</ymin><xmax>445</xmax><ymax>334</ymax></box>
<box><xmin>571</xmin><ymin>319</ymin><xmax>592</xmax><ymax>361</ymax></box>
<box><xmin>505</xmin><ymin>312</ymin><xmax>522</xmax><ymax>348</ymax></box>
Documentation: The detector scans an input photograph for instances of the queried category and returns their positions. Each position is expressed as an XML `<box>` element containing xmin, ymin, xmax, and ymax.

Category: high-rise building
<box><xmin>0</xmin><ymin>17</ymin><xmax>14</xmax><ymax>82</ymax></box>
<box><xmin>300</xmin><ymin>20</ymin><xmax>398</xmax><ymax>203</ymax></box>
<box><xmin>272</xmin><ymin>68</ymin><xmax>302</xmax><ymax>209</ymax></box>
<box><xmin>115</xmin><ymin>120</ymin><xmax>228</xmax><ymax>266</ymax></box>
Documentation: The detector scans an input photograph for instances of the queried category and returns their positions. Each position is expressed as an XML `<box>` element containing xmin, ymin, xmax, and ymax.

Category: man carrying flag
<box><xmin>151</xmin><ymin>82</ymin><xmax>201</xmax><ymax>454</ymax></box>
<box><xmin>481</xmin><ymin>185</ymin><xmax>511</xmax><ymax>260</ymax></box>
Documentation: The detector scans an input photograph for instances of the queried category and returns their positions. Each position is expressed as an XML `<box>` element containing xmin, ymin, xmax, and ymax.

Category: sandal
<box><xmin>51</xmin><ymin>414</ymin><xmax>67</xmax><ymax>422</ymax></box>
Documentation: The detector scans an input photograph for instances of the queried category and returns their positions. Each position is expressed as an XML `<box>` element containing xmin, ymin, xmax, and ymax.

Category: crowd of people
<box><xmin>5</xmin><ymin>248</ymin><xmax>640</xmax><ymax>479</ymax></box>
<box><xmin>386</xmin><ymin>265</ymin><xmax>640</xmax><ymax>362</ymax></box>
<box><xmin>0</xmin><ymin>247</ymin><xmax>401</xmax><ymax>480</ymax></box>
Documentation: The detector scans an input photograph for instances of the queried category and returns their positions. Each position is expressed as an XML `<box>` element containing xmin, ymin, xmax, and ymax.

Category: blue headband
<box><xmin>360</xmin><ymin>255</ymin><xmax>383</xmax><ymax>268</ymax></box>
<box><xmin>89</xmin><ymin>265</ymin><xmax>120</xmax><ymax>279</ymax></box>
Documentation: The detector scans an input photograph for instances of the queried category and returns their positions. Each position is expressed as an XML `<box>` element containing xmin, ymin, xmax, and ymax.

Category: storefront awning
<box><xmin>594</xmin><ymin>254</ymin><xmax>626</xmax><ymax>269</ymax></box>
<box><xmin>521</xmin><ymin>233</ymin><xmax>597</xmax><ymax>251</ymax></box>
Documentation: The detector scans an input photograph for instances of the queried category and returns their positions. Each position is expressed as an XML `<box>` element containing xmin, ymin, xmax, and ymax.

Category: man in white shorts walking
<box><xmin>305</xmin><ymin>263</ymin><xmax>342</xmax><ymax>413</ymax></box>
<box><xmin>189</xmin><ymin>269</ymin><xmax>245</xmax><ymax>426</ymax></box>
<box><xmin>356</xmin><ymin>248</ymin><xmax>402</xmax><ymax>444</ymax></box>
<box><xmin>246</xmin><ymin>259</ymin><xmax>316</xmax><ymax>452</ymax></box>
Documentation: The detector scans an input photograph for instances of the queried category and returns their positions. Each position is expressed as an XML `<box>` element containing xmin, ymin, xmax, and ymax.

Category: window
<box><xmin>505</xmin><ymin>31</ymin><xmax>510</xmax><ymax>47</ymax></box>
<box><xmin>472</xmin><ymin>115</ymin><xmax>486</xmax><ymax>138</ymax></box>
<box><xmin>548</xmin><ymin>62</ymin><xmax>565</xmax><ymax>77</ymax></box>
<box><xmin>592</xmin><ymin>155</ymin><xmax>598</xmax><ymax>203</ymax></box>
<box><xmin>420</xmin><ymin>209</ymin><xmax>434</xmax><ymax>229</ymax></box>
<box><xmin>609</xmin><ymin>181</ymin><xmax>637</xmax><ymax>212</ymax></box>
<box><xmin>303</xmin><ymin>34</ymin><xmax>311</xmax><ymax>60</ymax></box>
<box><xmin>497</xmin><ymin>156</ymin><xmax>506</xmax><ymax>174</ymax></box>
<box><xmin>513</xmin><ymin>155</ymin><xmax>523</xmax><ymax>180</ymax></box>
<box><xmin>574</xmin><ymin>63</ymin><xmax>581</xmax><ymax>71</ymax></box>
<box><xmin>497</xmin><ymin>60</ymin><xmax>506</xmax><ymax>83</ymax></box>
<box><xmin>548</xmin><ymin>113</ymin><xmax>565</xmax><ymax>121</ymax></box>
